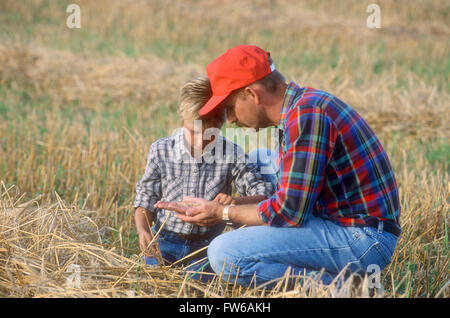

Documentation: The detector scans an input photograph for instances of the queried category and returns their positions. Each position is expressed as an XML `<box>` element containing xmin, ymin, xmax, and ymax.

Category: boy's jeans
<box><xmin>207</xmin><ymin>214</ymin><xmax>398</xmax><ymax>287</ymax></box>
<box><xmin>143</xmin><ymin>224</ymin><xmax>221</xmax><ymax>282</ymax></box>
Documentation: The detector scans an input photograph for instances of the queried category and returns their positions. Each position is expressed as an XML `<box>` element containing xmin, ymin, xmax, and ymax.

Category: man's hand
<box><xmin>165</xmin><ymin>196</ymin><xmax>224</xmax><ymax>227</ymax></box>
<box><xmin>154</xmin><ymin>200</ymin><xmax>198</xmax><ymax>214</ymax></box>
<box><xmin>156</xmin><ymin>197</ymin><xmax>265</xmax><ymax>227</ymax></box>
<box><xmin>213</xmin><ymin>193</ymin><xmax>236</xmax><ymax>205</ymax></box>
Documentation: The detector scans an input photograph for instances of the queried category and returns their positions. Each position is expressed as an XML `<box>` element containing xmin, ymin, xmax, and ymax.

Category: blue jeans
<box><xmin>207</xmin><ymin>215</ymin><xmax>398</xmax><ymax>287</ymax></box>
<box><xmin>143</xmin><ymin>224</ymin><xmax>221</xmax><ymax>282</ymax></box>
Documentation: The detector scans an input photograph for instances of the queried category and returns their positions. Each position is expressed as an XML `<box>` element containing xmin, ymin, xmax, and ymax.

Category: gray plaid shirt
<box><xmin>134</xmin><ymin>128</ymin><xmax>274</xmax><ymax>235</ymax></box>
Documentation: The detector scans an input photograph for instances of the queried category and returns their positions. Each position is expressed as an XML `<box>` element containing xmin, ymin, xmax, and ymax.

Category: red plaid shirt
<box><xmin>257</xmin><ymin>82</ymin><xmax>401</xmax><ymax>233</ymax></box>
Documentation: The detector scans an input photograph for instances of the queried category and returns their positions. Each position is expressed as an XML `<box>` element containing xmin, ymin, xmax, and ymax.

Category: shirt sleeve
<box><xmin>133</xmin><ymin>143</ymin><xmax>162</xmax><ymax>214</ymax></box>
<box><xmin>257</xmin><ymin>106</ymin><xmax>335</xmax><ymax>227</ymax></box>
<box><xmin>231</xmin><ymin>146</ymin><xmax>275</xmax><ymax>198</ymax></box>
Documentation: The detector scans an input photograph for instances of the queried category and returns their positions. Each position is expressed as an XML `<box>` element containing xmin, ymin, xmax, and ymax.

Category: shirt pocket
<box><xmin>161</xmin><ymin>165</ymin><xmax>186</xmax><ymax>202</ymax></box>
<box><xmin>204</xmin><ymin>177</ymin><xmax>228</xmax><ymax>200</ymax></box>
<box><xmin>203</xmin><ymin>165</ymin><xmax>231</xmax><ymax>200</ymax></box>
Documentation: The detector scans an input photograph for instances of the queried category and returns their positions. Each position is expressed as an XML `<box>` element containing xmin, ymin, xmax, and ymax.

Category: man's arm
<box><xmin>213</xmin><ymin>193</ymin><xmax>268</xmax><ymax>205</ymax></box>
<box><xmin>257</xmin><ymin>106</ymin><xmax>335</xmax><ymax>227</ymax></box>
<box><xmin>172</xmin><ymin>197</ymin><xmax>266</xmax><ymax>227</ymax></box>
<box><xmin>233</xmin><ymin>195</ymin><xmax>268</xmax><ymax>205</ymax></box>
<box><xmin>226</xmin><ymin>203</ymin><xmax>266</xmax><ymax>226</ymax></box>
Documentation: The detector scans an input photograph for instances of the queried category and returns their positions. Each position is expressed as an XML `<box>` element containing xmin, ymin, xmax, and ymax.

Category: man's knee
<box><xmin>207</xmin><ymin>233</ymin><xmax>234</xmax><ymax>275</ymax></box>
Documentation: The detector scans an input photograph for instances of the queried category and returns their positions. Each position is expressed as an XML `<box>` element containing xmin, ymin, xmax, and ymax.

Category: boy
<box><xmin>133</xmin><ymin>76</ymin><xmax>274</xmax><ymax>277</ymax></box>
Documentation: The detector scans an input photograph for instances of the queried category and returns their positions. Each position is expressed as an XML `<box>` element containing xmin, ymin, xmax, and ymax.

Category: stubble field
<box><xmin>0</xmin><ymin>0</ymin><xmax>448</xmax><ymax>298</ymax></box>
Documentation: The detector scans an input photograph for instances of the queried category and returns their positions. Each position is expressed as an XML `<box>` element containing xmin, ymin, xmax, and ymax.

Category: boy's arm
<box><xmin>135</xmin><ymin>206</ymin><xmax>154</xmax><ymax>233</ymax></box>
<box><xmin>135</xmin><ymin>206</ymin><xmax>160</xmax><ymax>256</ymax></box>
<box><xmin>231</xmin><ymin>149</ymin><xmax>275</xmax><ymax>199</ymax></box>
<box><xmin>133</xmin><ymin>144</ymin><xmax>162</xmax><ymax>254</ymax></box>
<box><xmin>133</xmin><ymin>144</ymin><xmax>162</xmax><ymax>218</ymax></box>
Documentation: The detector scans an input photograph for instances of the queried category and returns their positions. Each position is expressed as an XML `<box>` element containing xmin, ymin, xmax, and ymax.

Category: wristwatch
<box><xmin>222</xmin><ymin>204</ymin><xmax>235</xmax><ymax>221</ymax></box>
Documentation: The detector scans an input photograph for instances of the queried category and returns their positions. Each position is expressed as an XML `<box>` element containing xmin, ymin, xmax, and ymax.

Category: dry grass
<box><xmin>1</xmin><ymin>183</ymin><xmax>383</xmax><ymax>298</ymax></box>
<box><xmin>0</xmin><ymin>0</ymin><xmax>448</xmax><ymax>298</ymax></box>
<box><xmin>0</xmin><ymin>43</ymin><xmax>202</xmax><ymax>109</ymax></box>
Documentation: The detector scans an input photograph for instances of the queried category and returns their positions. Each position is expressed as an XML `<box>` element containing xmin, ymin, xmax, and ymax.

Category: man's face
<box><xmin>221</xmin><ymin>89</ymin><xmax>266</xmax><ymax>131</ymax></box>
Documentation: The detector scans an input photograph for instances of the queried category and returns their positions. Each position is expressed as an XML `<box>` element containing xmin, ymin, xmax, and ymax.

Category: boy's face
<box><xmin>183</xmin><ymin>119</ymin><xmax>223</xmax><ymax>153</ymax></box>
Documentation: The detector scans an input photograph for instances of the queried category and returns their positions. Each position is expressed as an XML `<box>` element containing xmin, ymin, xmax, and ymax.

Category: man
<box><xmin>162</xmin><ymin>45</ymin><xmax>401</xmax><ymax>287</ymax></box>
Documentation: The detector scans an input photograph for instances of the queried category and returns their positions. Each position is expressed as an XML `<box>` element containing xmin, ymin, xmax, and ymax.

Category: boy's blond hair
<box><xmin>178</xmin><ymin>76</ymin><xmax>225</xmax><ymax>127</ymax></box>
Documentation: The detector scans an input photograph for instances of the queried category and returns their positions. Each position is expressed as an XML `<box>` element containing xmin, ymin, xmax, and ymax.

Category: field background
<box><xmin>0</xmin><ymin>0</ymin><xmax>448</xmax><ymax>297</ymax></box>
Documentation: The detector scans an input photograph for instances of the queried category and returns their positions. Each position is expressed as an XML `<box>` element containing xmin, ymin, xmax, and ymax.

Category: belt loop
<box><xmin>378</xmin><ymin>220</ymin><xmax>384</xmax><ymax>233</ymax></box>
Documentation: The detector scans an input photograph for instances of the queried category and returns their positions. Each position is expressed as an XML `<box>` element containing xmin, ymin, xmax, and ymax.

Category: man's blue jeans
<box><xmin>207</xmin><ymin>214</ymin><xmax>398</xmax><ymax>287</ymax></box>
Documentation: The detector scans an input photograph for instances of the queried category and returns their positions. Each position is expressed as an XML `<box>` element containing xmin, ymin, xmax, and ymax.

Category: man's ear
<box><xmin>244</xmin><ymin>86</ymin><xmax>260</xmax><ymax>105</ymax></box>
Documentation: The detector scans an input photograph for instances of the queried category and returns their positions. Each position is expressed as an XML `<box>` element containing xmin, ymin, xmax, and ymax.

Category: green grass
<box><xmin>422</xmin><ymin>139</ymin><xmax>449</xmax><ymax>172</ymax></box>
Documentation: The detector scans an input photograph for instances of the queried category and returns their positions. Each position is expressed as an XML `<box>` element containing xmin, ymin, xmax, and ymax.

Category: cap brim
<box><xmin>198</xmin><ymin>94</ymin><xmax>229</xmax><ymax>116</ymax></box>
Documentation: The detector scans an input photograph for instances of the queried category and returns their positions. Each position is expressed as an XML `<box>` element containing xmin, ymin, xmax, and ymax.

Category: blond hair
<box><xmin>178</xmin><ymin>76</ymin><xmax>225</xmax><ymax>126</ymax></box>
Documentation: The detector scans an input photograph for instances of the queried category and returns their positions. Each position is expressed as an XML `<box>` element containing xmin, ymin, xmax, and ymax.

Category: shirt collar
<box><xmin>277</xmin><ymin>81</ymin><xmax>304</xmax><ymax>130</ymax></box>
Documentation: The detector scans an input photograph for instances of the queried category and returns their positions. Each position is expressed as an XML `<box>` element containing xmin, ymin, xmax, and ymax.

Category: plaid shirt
<box><xmin>258</xmin><ymin>82</ymin><xmax>401</xmax><ymax>232</ymax></box>
<box><xmin>134</xmin><ymin>128</ymin><xmax>274</xmax><ymax>235</ymax></box>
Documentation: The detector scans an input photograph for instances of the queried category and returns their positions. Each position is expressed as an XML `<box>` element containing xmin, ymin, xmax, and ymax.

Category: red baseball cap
<box><xmin>199</xmin><ymin>45</ymin><xmax>274</xmax><ymax>116</ymax></box>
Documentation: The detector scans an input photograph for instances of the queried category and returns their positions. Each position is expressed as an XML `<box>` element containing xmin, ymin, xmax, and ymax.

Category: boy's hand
<box><xmin>138</xmin><ymin>230</ymin><xmax>158</xmax><ymax>257</ymax></box>
<box><xmin>213</xmin><ymin>193</ymin><xmax>236</xmax><ymax>205</ymax></box>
